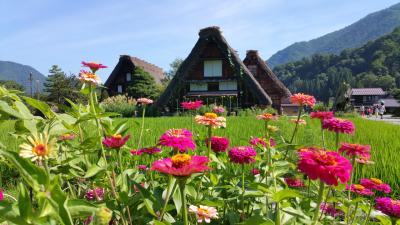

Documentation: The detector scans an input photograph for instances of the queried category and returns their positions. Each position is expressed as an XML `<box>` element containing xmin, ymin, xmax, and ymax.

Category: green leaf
<box><xmin>0</xmin><ymin>100</ymin><xmax>24</xmax><ymax>119</ymax></box>
<box><xmin>18</xmin><ymin>182</ymin><xmax>33</xmax><ymax>221</ymax></box>
<box><xmin>67</xmin><ymin>199</ymin><xmax>97</xmax><ymax>218</ymax></box>
<box><xmin>172</xmin><ymin>187</ymin><xmax>182</xmax><ymax>216</ymax></box>
<box><xmin>0</xmin><ymin>201</ymin><xmax>30</xmax><ymax>225</ymax></box>
<box><xmin>14</xmin><ymin>101</ymin><xmax>34</xmax><ymax>119</ymax></box>
<box><xmin>210</xmin><ymin>173</ymin><xmax>219</xmax><ymax>185</ymax></box>
<box><xmin>376</xmin><ymin>215</ymin><xmax>392</xmax><ymax>225</ymax></box>
<box><xmin>243</xmin><ymin>215</ymin><xmax>274</xmax><ymax>225</ymax></box>
<box><xmin>47</xmin><ymin>176</ymin><xmax>73</xmax><ymax>225</ymax></box>
<box><xmin>23</xmin><ymin>96</ymin><xmax>55</xmax><ymax>119</ymax></box>
<box><xmin>84</xmin><ymin>163</ymin><xmax>105</xmax><ymax>178</ymax></box>
<box><xmin>272</xmin><ymin>189</ymin><xmax>302</xmax><ymax>202</ymax></box>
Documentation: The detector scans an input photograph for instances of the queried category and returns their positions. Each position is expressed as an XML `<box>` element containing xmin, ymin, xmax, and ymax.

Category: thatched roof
<box><xmin>243</xmin><ymin>50</ymin><xmax>291</xmax><ymax>97</ymax></box>
<box><xmin>156</xmin><ymin>26</ymin><xmax>272</xmax><ymax>107</ymax></box>
<box><xmin>105</xmin><ymin>55</ymin><xmax>165</xmax><ymax>86</ymax></box>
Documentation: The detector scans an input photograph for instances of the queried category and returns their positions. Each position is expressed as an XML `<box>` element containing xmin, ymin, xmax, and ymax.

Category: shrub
<box><xmin>101</xmin><ymin>95</ymin><xmax>136</xmax><ymax>117</ymax></box>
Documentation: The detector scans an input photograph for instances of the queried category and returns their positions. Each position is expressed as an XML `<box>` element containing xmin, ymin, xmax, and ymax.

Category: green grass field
<box><xmin>0</xmin><ymin>116</ymin><xmax>399</xmax><ymax>195</ymax></box>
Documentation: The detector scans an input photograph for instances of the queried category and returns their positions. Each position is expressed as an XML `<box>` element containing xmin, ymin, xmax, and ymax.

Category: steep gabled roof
<box><xmin>156</xmin><ymin>26</ymin><xmax>272</xmax><ymax>107</ymax></box>
<box><xmin>105</xmin><ymin>55</ymin><xmax>165</xmax><ymax>86</ymax></box>
<box><xmin>350</xmin><ymin>88</ymin><xmax>386</xmax><ymax>96</ymax></box>
<box><xmin>243</xmin><ymin>50</ymin><xmax>291</xmax><ymax>97</ymax></box>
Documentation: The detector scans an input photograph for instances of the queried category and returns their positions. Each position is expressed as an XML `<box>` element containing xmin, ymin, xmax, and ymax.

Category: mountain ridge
<box><xmin>0</xmin><ymin>60</ymin><xmax>46</xmax><ymax>92</ymax></box>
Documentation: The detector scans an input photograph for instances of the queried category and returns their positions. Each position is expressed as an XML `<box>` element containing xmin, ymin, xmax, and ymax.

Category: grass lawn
<box><xmin>0</xmin><ymin>116</ymin><xmax>399</xmax><ymax>194</ymax></box>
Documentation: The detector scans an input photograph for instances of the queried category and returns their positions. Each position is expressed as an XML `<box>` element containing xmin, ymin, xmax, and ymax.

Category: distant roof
<box><xmin>350</xmin><ymin>88</ymin><xmax>386</xmax><ymax>96</ymax></box>
<box><xmin>379</xmin><ymin>98</ymin><xmax>400</xmax><ymax>107</ymax></box>
<box><xmin>129</xmin><ymin>56</ymin><xmax>165</xmax><ymax>83</ymax></box>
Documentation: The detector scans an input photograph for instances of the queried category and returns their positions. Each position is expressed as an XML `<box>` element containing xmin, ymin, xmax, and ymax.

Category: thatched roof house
<box><xmin>105</xmin><ymin>55</ymin><xmax>164</xmax><ymax>96</ymax></box>
<box><xmin>156</xmin><ymin>26</ymin><xmax>273</xmax><ymax>111</ymax></box>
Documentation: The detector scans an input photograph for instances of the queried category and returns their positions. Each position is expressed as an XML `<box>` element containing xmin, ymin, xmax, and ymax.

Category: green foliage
<box><xmin>165</xmin><ymin>58</ymin><xmax>183</xmax><ymax>80</ymax></box>
<box><xmin>101</xmin><ymin>95</ymin><xmax>136</xmax><ymax>117</ymax></box>
<box><xmin>274</xmin><ymin>27</ymin><xmax>400</xmax><ymax>102</ymax></box>
<box><xmin>126</xmin><ymin>67</ymin><xmax>160</xmax><ymax>99</ymax></box>
<box><xmin>0</xmin><ymin>80</ymin><xmax>24</xmax><ymax>92</ymax></box>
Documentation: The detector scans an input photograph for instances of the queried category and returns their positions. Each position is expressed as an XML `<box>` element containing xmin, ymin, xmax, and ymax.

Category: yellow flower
<box><xmin>19</xmin><ymin>133</ymin><xmax>57</xmax><ymax>162</ymax></box>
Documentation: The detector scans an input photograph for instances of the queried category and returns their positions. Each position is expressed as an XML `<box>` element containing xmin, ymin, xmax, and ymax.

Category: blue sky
<box><xmin>1</xmin><ymin>0</ymin><xmax>399</xmax><ymax>81</ymax></box>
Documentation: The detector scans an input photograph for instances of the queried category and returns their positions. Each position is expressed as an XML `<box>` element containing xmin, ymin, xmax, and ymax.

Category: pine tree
<box><xmin>126</xmin><ymin>67</ymin><xmax>159</xmax><ymax>99</ymax></box>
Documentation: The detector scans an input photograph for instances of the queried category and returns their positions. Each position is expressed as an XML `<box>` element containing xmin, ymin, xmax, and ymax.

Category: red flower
<box><xmin>250</xmin><ymin>168</ymin><xmax>260</xmax><ymax>175</ymax></box>
<box><xmin>158</xmin><ymin>129</ymin><xmax>196</xmax><ymax>152</ymax></box>
<box><xmin>297</xmin><ymin>148</ymin><xmax>352</xmax><ymax>186</ymax></box>
<box><xmin>361</xmin><ymin>178</ymin><xmax>391</xmax><ymax>193</ymax></box>
<box><xmin>151</xmin><ymin>154</ymin><xmax>209</xmax><ymax>177</ymax></box>
<box><xmin>320</xmin><ymin>202</ymin><xmax>344</xmax><ymax>218</ymax></box>
<box><xmin>228</xmin><ymin>146</ymin><xmax>257</xmax><ymax>164</ymax></box>
<box><xmin>284</xmin><ymin>177</ymin><xmax>305</xmax><ymax>188</ymax></box>
<box><xmin>102</xmin><ymin>134</ymin><xmax>130</xmax><ymax>149</ymax></box>
<box><xmin>249</xmin><ymin>137</ymin><xmax>276</xmax><ymax>148</ymax></box>
<box><xmin>322</xmin><ymin>118</ymin><xmax>355</xmax><ymax>134</ymax></box>
<box><xmin>290</xmin><ymin>93</ymin><xmax>316</xmax><ymax>107</ymax></box>
<box><xmin>138</xmin><ymin>147</ymin><xmax>161</xmax><ymax>155</ymax></box>
<box><xmin>339</xmin><ymin>143</ymin><xmax>371</xmax><ymax>158</ymax></box>
<box><xmin>138</xmin><ymin>165</ymin><xmax>148</xmax><ymax>170</ymax></box>
<box><xmin>205</xmin><ymin>136</ymin><xmax>230</xmax><ymax>153</ymax></box>
<box><xmin>346</xmin><ymin>184</ymin><xmax>374</xmax><ymax>196</ymax></box>
<box><xmin>130</xmin><ymin>149</ymin><xmax>143</xmax><ymax>156</ymax></box>
<box><xmin>181</xmin><ymin>101</ymin><xmax>203</xmax><ymax>110</ymax></box>
<box><xmin>310</xmin><ymin>111</ymin><xmax>334</xmax><ymax>120</ymax></box>
<box><xmin>375</xmin><ymin>197</ymin><xmax>400</xmax><ymax>219</ymax></box>
<box><xmin>81</xmin><ymin>61</ymin><xmax>107</xmax><ymax>73</ymax></box>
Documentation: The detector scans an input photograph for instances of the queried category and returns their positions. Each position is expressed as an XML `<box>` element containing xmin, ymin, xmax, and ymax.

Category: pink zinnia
<box><xmin>130</xmin><ymin>149</ymin><xmax>143</xmax><ymax>156</ymax></box>
<box><xmin>290</xmin><ymin>93</ymin><xmax>316</xmax><ymax>107</ymax></box>
<box><xmin>346</xmin><ymin>184</ymin><xmax>374</xmax><ymax>196</ymax></box>
<box><xmin>320</xmin><ymin>202</ymin><xmax>344</xmax><ymax>218</ymax></box>
<box><xmin>290</xmin><ymin>118</ymin><xmax>307</xmax><ymax>125</ymax></box>
<box><xmin>0</xmin><ymin>190</ymin><xmax>3</xmax><ymax>201</ymax></box>
<box><xmin>86</xmin><ymin>188</ymin><xmax>104</xmax><ymax>201</ymax></box>
<box><xmin>102</xmin><ymin>134</ymin><xmax>130</xmax><ymax>149</ymax></box>
<box><xmin>137</xmin><ymin>98</ymin><xmax>153</xmax><ymax>105</ymax></box>
<box><xmin>181</xmin><ymin>100</ymin><xmax>203</xmax><ymax>110</ymax></box>
<box><xmin>228</xmin><ymin>146</ymin><xmax>257</xmax><ymax>164</ymax></box>
<box><xmin>158</xmin><ymin>129</ymin><xmax>196</xmax><ymax>152</ymax></box>
<box><xmin>59</xmin><ymin>133</ymin><xmax>76</xmax><ymax>141</ymax></box>
<box><xmin>138</xmin><ymin>165</ymin><xmax>148</xmax><ymax>170</ymax></box>
<box><xmin>205</xmin><ymin>136</ymin><xmax>229</xmax><ymax>153</ymax></box>
<box><xmin>375</xmin><ymin>197</ymin><xmax>400</xmax><ymax>219</ymax></box>
<box><xmin>339</xmin><ymin>143</ymin><xmax>371</xmax><ymax>158</ymax></box>
<box><xmin>356</xmin><ymin>155</ymin><xmax>374</xmax><ymax>165</ymax></box>
<box><xmin>213</xmin><ymin>106</ymin><xmax>225</xmax><ymax>114</ymax></box>
<box><xmin>139</xmin><ymin>147</ymin><xmax>161</xmax><ymax>155</ymax></box>
<box><xmin>189</xmin><ymin>205</ymin><xmax>219</xmax><ymax>223</ymax></box>
<box><xmin>361</xmin><ymin>178</ymin><xmax>391</xmax><ymax>193</ymax></box>
<box><xmin>81</xmin><ymin>61</ymin><xmax>107</xmax><ymax>73</ymax></box>
<box><xmin>297</xmin><ymin>148</ymin><xmax>352</xmax><ymax>186</ymax></box>
<box><xmin>284</xmin><ymin>177</ymin><xmax>305</xmax><ymax>188</ymax></box>
<box><xmin>151</xmin><ymin>154</ymin><xmax>209</xmax><ymax>177</ymax></box>
<box><xmin>195</xmin><ymin>113</ymin><xmax>226</xmax><ymax>129</ymax></box>
<box><xmin>249</xmin><ymin>137</ymin><xmax>276</xmax><ymax>148</ymax></box>
<box><xmin>322</xmin><ymin>118</ymin><xmax>355</xmax><ymax>134</ymax></box>
<box><xmin>250</xmin><ymin>168</ymin><xmax>260</xmax><ymax>175</ymax></box>
<box><xmin>310</xmin><ymin>111</ymin><xmax>334</xmax><ymax>120</ymax></box>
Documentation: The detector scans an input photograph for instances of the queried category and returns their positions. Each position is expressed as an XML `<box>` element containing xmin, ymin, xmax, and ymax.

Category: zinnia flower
<box><xmin>249</xmin><ymin>137</ymin><xmax>276</xmax><ymax>148</ymax></box>
<box><xmin>130</xmin><ymin>149</ymin><xmax>143</xmax><ymax>156</ymax></box>
<box><xmin>102</xmin><ymin>134</ymin><xmax>130</xmax><ymax>149</ymax></box>
<box><xmin>310</xmin><ymin>111</ymin><xmax>334</xmax><ymax>120</ymax></box>
<box><xmin>181</xmin><ymin>100</ymin><xmax>203</xmax><ymax>110</ymax></box>
<box><xmin>339</xmin><ymin>143</ymin><xmax>371</xmax><ymax>158</ymax></box>
<box><xmin>0</xmin><ymin>190</ymin><xmax>3</xmax><ymax>201</ymax></box>
<box><xmin>322</xmin><ymin>118</ymin><xmax>355</xmax><ymax>134</ymax></box>
<box><xmin>195</xmin><ymin>113</ymin><xmax>226</xmax><ymax>129</ymax></box>
<box><xmin>250</xmin><ymin>168</ymin><xmax>260</xmax><ymax>175</ymax></box>
<box><xmin>19</xmin><ymin>133</ymin><xmax>57</xmax><ymax>162</ymax></box>
<box><xmin>79</xmin><ymin>70</ymin><xmax>101</xmax><ymax>85</ymax></box>
<box><xmin>360</xmin><ymin>178</ymin><xmax>391</xmax><ymax>193</ymax></box>
<box><xmin>375</xmin><ymin>197</ymin><xmax>400</xmax><ymax>219</ymax></box>
<box><xmin>205</xmin><ymin>136</ymin><xmax>229</xmax><ymax>153</ymax></box>
<box><xmin>290</xmin><ymin>118</ymin><xmax>307</xmax><ymax>125</ymax></box>
<box><xmin>150</xmin><ymin>154</ymin><xmax>209</xmax><ymax>177</ymax></box>
<box><xmin>137</xmin><ymin>98</ymin><xmax>153</xmax><ymax>105</ymax></box>
<box><xmin>356</xmin><ymin>155</ymin><xmax>374</xmax><ymax>165</ymax></box>
<box><xmin>213</xmin><ymin>106</ymin><xmax>225</xmax><ymax>114</ymax></box>
<box><xmin>267</xmin><ymin>125</ymin><xmax>279</xmax><ymax>133</ymax></box>
<box><xmin>138</xmin><ymin>147</ymin><xmax>161</xmax><ymax>155</ymax></box>
<box><xmin>189</xmin><ymin>205</ymin><xmax>219</xmax><ymax>223</ymax></box>
<box><xmin>228</xmin><ymin>146</ymin><xmax>257</xmax><ymax>164</ymax></box>
<box><xmin>86</xmin><ymin>188</ymin><xmax>105</xmax><ymax>201</ymax></box>
<box><xmin>320</xmin><ymin>202</ymin><xmax>344</xmax><ymax>218</ymax></box>
<box><xmin>290</xmin><ymin>93</ymin><xmax>316</xmax><ymax>107</ymax></box>
<box><xmin>158</xmin><ymin>129</ymin><xmax>196</xmax><ymax>152</ymax></box>
<box><xmin>59</xmin><ymin>133</ymin><xmax>76</xmax><ymax>141</ymax></box>
<box><xmin>81</xmin><ymin>61</ymin><xmax>107</xmax><ymax>72</ymax></box>
<box><xmin>284</xmin><ymin>177</ymin><xmax>305</xmax><ymax>188</ymax></box>
<box><xmin>138</xmin><ymin>165</ymin><xmax>148</xmax><ymax>170</ymax></box>
<box><xmin>256</xmin><ymin>113</ymin><xmax>278</xmax><ymax>121</ymax></box>
<box><xmin>346</xmin><ymin>184</ymin><xmax>374</xmax><ymax>196</ymax></box>
<box><xmin>297</xmin><ymin>148</ymin><xmax>352</xmax><ymax>186</ymax></box>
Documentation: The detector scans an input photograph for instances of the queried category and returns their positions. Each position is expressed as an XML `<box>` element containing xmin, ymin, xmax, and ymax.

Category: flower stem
<box><xmin>311</xmin><ymin>181</ymin><xmax>325</xmax><ymax>225</ymax></box>
<box><xmin>159</xmin><ymin>175</ymin><xmax>176</xmax><ymax>221</ymax></box>
<box><xmin>284</xmin><ymin>106</ymin><xmax>302</xmax><ymax>160</ymax></box>
<box><xmin>362</xmin><ymin>202</ymin><xmax>373</xmax><ymax>225</ymax></box>
<box><xmin>321</xmin><ymin>124</ymin><xmax>326</xmax><ymax>149</ymax></box>
<box><xmin>137</xmin><ymin>106</ymin><xmax>146</xmax><ymax>149</ymax></box>
<box><xmin>178</xmin><ymin>178</ymin><xmax>188</xmax><ymax>225</ymax></box>
<box><xmin>335</xmin><ymin>132</ymin><xmax>340</xmax><ymax>151</ymax></box>
<box><xmin>241</xmin><ymin>164</ymin><xmax>246</xmax><ymax>220</ymax></box>
<box><xmin>207</xmin><ymin>126</ymin><xmax>212</xmax><ymax>158</ymax></box>
<box><xmin>346</xmin><ymin>155</ymin><xmax>356</xmax><ymax>224</ymax></box>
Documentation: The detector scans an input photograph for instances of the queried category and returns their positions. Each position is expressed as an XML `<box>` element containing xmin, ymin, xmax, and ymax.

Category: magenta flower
<box><xmin>81</xmin><ymin>61</ymin><xmax>107</xmax><ymax>73</ymax></box>
<box><xmin>158</xmin><ymin>129</ymin><xmax>196</xmax><ymax>152</ymax></box>
<box><xmin>284</xmin><ymin>177</ymin><xmax>305</xmax><ymax>188</ymax></box>
<box><xmin>181</xmin><ymin>101</ymin><xmax>203</xmax><ymax>110</ymax></box>
<box><xmin>375</xmin><ymin>197</ymin><xmax>400</xmax><ymax>219</ymax></box>
<box><xmin>102</xmin><ymin>134</ymin><xmax>130</xmax><ymax>149</ymax></box>
<box><xmin>213</xmin><ymin>106</ymin><xmax>225</xmax><ymax>114</ymax></box>
<box><xmin>138</xmin><ymin>147</ymin><xmax>161</xmax><ymax>155</ymax></box>
<box><xmin>250</xmin><ymin>168</ymin><xmax>260</xmax><ymax>175</ymax></box>
<box><xmin>249</xmin><ymin>137</ymin><xmax>276</xmax><ymax>148</ymax></box>
<box><xmin>0</xmin><ymin>190</ymin><xmax>3</xmax><ymax>201</ymax></box>
<box><xmin>151</xmin><ymin>154</ymin><xmax>209</xmax><ymax>177</ymax></box>
<box><xmin>297</xmin><ymin>148</ymin><xmax>352</xmax><ymax>186</ymax></box>
<box><xmin>130</xmin><ymin>149</ymin><xmax>143</xmax><ymax>156</ymax></box>
<box><xmin>346</xmin><ymin>184</ymin><xmax>374</xmax><ymax>196</ymax></box>
<box><xmin>322</xmin><ymin>118</ymin><xmax>355</xmax><ymax>134</ymax></box>
<box><xmin>339</xmin><ymin>143</ymin><xmax>371</xmax><ymax>158</ymax></box>
<box><xmin>310</xmin><ymin>111</ymin><xmax>334</xmax><ymax>120</ymax></box>
<box><xmin>320</xmin><ymin>202</ymin><xmax>344</xmax><ymax>218</ymax></box>
<box><xmin>205</xmin><ymin>136</ymin><xmax>229</xmax><ymax>153</ymax></box>
<box><xmin>228</xmin><ymin>146</ymin><xmax>257</xmax><ymax>164</ymax></box>
<box><xmin>138</xmin><ymin>165</ymin><xmax>148</xmax><ymax>170</ymax></box>
<box><xmin>361</xmin><ymin>178</ymin><xmax>391</xmax><ymax>193</ymax></box>
<box><xmin>86</xmin><ymin>188</ymin><xmax>105</xmax><ymax>201</ymax></box>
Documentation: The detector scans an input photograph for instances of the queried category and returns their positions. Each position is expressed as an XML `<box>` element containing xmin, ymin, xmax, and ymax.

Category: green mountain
<box><xmin>268</xmin><ymin>3</ymin><xmax>400</xmax><ymax>67</ymax></box>
<box><xmin>0</xmin><ymin>61</ymin><xmax>46</xmax><ymax>93</ymax></box>
<box><xmin>273</xmin><ymin>27</ymin><xmax>400</xmax><ymax>103</ymax></box>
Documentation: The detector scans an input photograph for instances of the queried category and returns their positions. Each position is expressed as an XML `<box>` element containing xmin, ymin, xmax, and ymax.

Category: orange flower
<box><xmin>79</xmin><ymin>70</ymin><xmax>101</xmax><ymax>85</ymax></box>
<box><xmin>290</xmin><ymin>118</ymin><xmax>307</xmax><ymax>125</ymax></box>
<box><xmin>256</xmin><ymin>113</ymin><xmax>278</xmax><ymax>121</ymax></box>
<box><xmin>195</xmin><ymin>113</ymin><xmax>226</xmax><ymax>129</ymax></box>
<box><xmin>290</xmin><ymin>93</ymin><xmax>316</xmax><ymax>107</ymax></box>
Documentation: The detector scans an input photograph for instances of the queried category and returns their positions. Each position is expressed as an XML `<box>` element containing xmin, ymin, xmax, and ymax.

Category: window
<box><xmin>117</xmin><ymin>85</ymin><xmax>123</xmax><ymax>93</ymax></box>
<box><xmin>219</xmin><ymin>81</ymin><xmax>237</xmax><ymax>90</ymax></box>
<box><xmin>126</xmin><ymin>73</ymin><xmax>132</xmax><ymax>81</ymax></box>
<box><xmin>190</xmin><ymin>83</ymin><xmax>207</xmax><ymax>91</ymax></box>
<box><xmin>208</xmin><ymin>82</ymin><xmax>219</xmax><ymax>91</ymax></box>
<box><xmin>204</xmin><ymin>60</ymin><xmax>222</xmax><ymax>77</ymax></box>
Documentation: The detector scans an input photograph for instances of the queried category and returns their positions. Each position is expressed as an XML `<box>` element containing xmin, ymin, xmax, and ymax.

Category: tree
<box><xmin>126</xmin><ymin>67</ymin><xmax>159</xmax><ymax>99</ymax></box>
<box><xmin>0</xmin><ymin>79</ymin><xmax>25</xmax><ymax>92</ymax></box>
<box><xmin>165</xmin><ymin>58</ymin><xmax>183</xmax><ymax>80</ymax></box>
<box><xmin>43</xmin><ymin>65</ymin><xmax>83</xmax><ymax>104</ymax></box>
